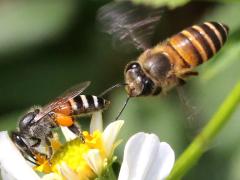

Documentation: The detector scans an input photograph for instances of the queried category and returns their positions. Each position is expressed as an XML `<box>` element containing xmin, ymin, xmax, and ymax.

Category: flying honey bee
<box><xmin>11</xmin><ymin>81</ymin><xmax>110</xmax><ymax>163</ymax></box>
<box><xmin>97</xmin><ymin>1</ymin><xmax>229</xmax><ymax>118</ymax></box>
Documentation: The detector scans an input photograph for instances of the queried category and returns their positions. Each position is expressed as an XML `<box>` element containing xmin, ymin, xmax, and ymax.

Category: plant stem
<box><xmin>107</xmin><ymin>166</ymin><xmax>117</xmax><ymax>180</ymax></box>
<box><xmin>167</xmin><ymin>82</ymin><xmax>240</xmax><ymax>180</ymax></box>
<box><xmin>97</xmin><ymin>166</ymin><xmax>117</xmax><ymax>180</ymax></box>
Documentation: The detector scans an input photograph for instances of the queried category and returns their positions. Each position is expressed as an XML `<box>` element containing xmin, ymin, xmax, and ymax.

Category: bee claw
<box><xmin>80</xmin><ymin>134</ymin><xmax>85</xmax><ymax>144</ymax></box>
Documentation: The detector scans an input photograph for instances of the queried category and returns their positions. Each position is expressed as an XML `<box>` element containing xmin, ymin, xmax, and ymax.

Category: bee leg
<box><xmin>30</xmin><ymin>137</ymin><xmax>41</xmax><ymax>148</ymax></box>
<box><xmin>181</xmin><ymin>71</ymin><xmax>199</xmax><ymax>78</ymax></box>
<box><xmin>48</xmin><ymin>131</ymin><xmax>54</xmax><ymax>139</ymax></box>
<box><xmin>16</xmin><ymin>140</ymin><xmax>39</xmax><ymax>163</ymax></box>
<box><xmin>20</xmin><ymin>150</ymin><xmax>40</xmax><ymax>166</ymax></box>
<box><xmin>45</xmin><ymin>137</ymin><xmax>53</xmax><ymax>159</ymax></box>
<box><xmin>25</xmin><ymin>157</ymin><xmax>40</xmax><ymax>166</ymax></box>
<box><xmin>22</xmin><ymin>148</ymin><xmax>39</xmax><ymax>164</ymax></box>
<box><xmin>177</xmin><ymin>78</ymin><xmax>186</xmax><ymax>86</ymax></box>
<box><xmin>68</xmin><ymin>123</ymin><xmax>85</xmax><ymax>143</ymax></box>
<box><xmin>25</xmin><ymin>147</ymin><xmax>45</xmax><ymax>166</ymax></box>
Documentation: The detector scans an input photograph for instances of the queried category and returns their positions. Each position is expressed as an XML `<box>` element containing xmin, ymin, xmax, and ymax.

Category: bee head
<box><xmin>124</xmin><ymin>62</ymin><xmax>160</xmax><ymax>97</ymax></box>
<box><xmin>19</xmin><ymin>109</ymin><xmax>40</xmax><ymax>133</ymax></box>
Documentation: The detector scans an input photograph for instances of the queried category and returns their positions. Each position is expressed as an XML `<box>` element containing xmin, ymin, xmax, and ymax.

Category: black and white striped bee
<box><xmin>11</xmin><ymin>81</ymin><xmax>110</xmax><ymax>163</ymax></box>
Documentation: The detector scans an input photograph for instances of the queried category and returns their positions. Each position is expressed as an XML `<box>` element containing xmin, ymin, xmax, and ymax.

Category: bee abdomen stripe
<box><xmin>93</xmin><ymin>96</ymin><xmax>99</xmax><ymax>108</ymax></box>
<box><xmin>209</xmin><ymin>22</ymin><xmax>228</xmax><ymax>43</ymax></box>
<box><xmin>80</xmin><ymin>95</ymin><xmax>89</xmax><ymax>109</ymax></box>
<box><xmin>200</xmin><ymin>24</ymin><xmax>221</xmax><ymax>52</ymax></box>
<box><xmin>182</xmin><ymin>30</ymin><xmax>207</xmax><ymax>61</ymax></box>
<box><xmin>97</xmin><ymin>98</ymin><xmax>104</xmax><ymax>108</ymax></box>
<box><xmin>86</xmin><ymin>95</ymin><xmax>96</xmax><ymax>109</ymax></box>
<box><xmin>183</xmin><ymin>33</ymin><xmax>203</xmax><ymax>64</ymax></box>
<box><xmin>73</xmin><ymin>96</ymin><xmax>83</xmax><ymax>112</ymax></box>
<box><xmin>179</xmin><ymin>33</ymin><xmax>203</xmax><ymax>65</ymax></box>
<box><xmin>192</xmin><ymin>25</ymin><xmax>216</xmax><ymax>54</ymax></box>
<box><xmin>69</xmin><ymin>99</ymin><xmax>78</xmax><ymax>112</ymax></box>
<box><xmin>220</xmin><ymin>23</ymin><xmax>229</xmax><ymax>36</ymax></box>
<box><xmin>184</xmin><ymin>27</ymin><xmax>213</xmax><ymax>60</ymax></box>
<box><xmin>205</xmin><ymin>22</ymin><xmax>225</xmax><ymax>45</ymax></box>
<box><xmin>167</xmin><ymin>42</ymin><xmax>191</xmax><ymax>68</ymax></box>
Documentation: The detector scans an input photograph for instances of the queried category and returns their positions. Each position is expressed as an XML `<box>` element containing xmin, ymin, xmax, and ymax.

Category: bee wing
<box><xmin>34</xmin><ymin>81</ymin><xmax>91</xmax><ymax>121</ymax></box>
<box><xmin>97</xmin><ymin>1</ymin><xmax>164</xmax><ymax>50</ymax></box>
<box><xmin>176</xmin><ymin>86</ymin><xmax>199</xmax><ymax>126</ymax></box>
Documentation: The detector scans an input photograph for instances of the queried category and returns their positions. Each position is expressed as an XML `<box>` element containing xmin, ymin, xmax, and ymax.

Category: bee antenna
<box><xmin>115</xmin><ymin>96</ymin><xmax>131</xmax><ymax>120</ymax></box>
<box><xmin>99</xmin><ymin>82</ymin><xmax>128</xmax><ymax>97</ymax></box>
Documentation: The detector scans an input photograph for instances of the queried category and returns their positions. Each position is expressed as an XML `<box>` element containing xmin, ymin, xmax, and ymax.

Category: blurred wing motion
<box><xmin>176</xmin><ymin>86</ymin><xmax>198</xmax><ymax>126</ymax></box>
<box><xmin>97</xmin><ymin>1</ymin><xmax>165</xmax><ymax>50</ymax></box>
<box><xmin>35</xmin><ymin>81</ymin><xmax>91</xmax><ymax>121</ymax></box>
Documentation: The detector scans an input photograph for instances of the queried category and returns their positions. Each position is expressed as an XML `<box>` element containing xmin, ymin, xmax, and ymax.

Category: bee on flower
<box><xmin>0</xmin><ymin>111</ymin><xmax>175</xmax><ymax>180</ymax></box>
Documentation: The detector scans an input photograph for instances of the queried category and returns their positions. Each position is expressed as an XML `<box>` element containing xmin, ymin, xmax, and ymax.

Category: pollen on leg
<box><xmin>34</xmin><ymin>154</ymin><xmax>52</xmax><ymax>173</ymax></box>
<box><xmin>55</xmin><ymin>113</ymin><xmax>74</xmax><ymax>127</ymax></box>
<box><xmin>51</xmin><ymin>133</ymin><xmax>62</xmax><ymax>151</ymax></box>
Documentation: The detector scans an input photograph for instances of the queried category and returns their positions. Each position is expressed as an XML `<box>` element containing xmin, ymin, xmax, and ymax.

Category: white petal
<box><xmin>147</xmin><ymin>142</ymin><xmax>175</xmax><ymax>180</ymax></box>
<box><xmin>57</xmin><ymin>162</ymin><xmax>79</xmax><ymax>180</ymax></box>
<box><xmin>60</xmin><ymin>126</ymin><xmax>77</xmax><ymax>141</ymax></box>
<box><xmin>118</xmin><ymin>132</ymin><xmax>175</xmax><ymax>180</ymax></box>
<box><xmin>102</xmin><ymin>120</ymin><xmax>124</xmax><ymax>157</ymax></box>
<box><xmin>84</xmin><ymin>149</ymin><xmax>103</xmax><ymax>176</ymax></box>
<box><xmin>1</xmin><ymin>168</ymin><xmax>17</xmax><ymax>180</ymax></box>
<box><xmin>0</xmin><ymin>131</ymin><xmax>40</xmax><ymax>180</ymax></box>
<box><xmin>90</xmin><ymin>111</ymin><xmax>103</xmax><ymax>134</ymax></box>
<box><xmin>41</xmin><ymin>173</ymin><xmax>62</xmax><ymax>180</ymax></box>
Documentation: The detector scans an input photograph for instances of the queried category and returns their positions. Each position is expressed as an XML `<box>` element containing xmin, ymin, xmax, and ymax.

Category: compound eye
<box><xmin>125</xmin><ymin>62</ymin><xmax>140</xmax><ymax>72</ymax></box>
<box><xmin>19</xmin><ymin>111</ymin><xmax>37</xmax><ymax>131</ymax></box>
<box><xmin>130</xmin><ymin>63</ymin><xmax>139</xmax><ymax>69</ymax></box>
<box><xmin>23</xmin><ymin>112</ymin><xmax>36</xmax><ymax>123</ymax></box>
<box><xmin>11</xmin><ymin>132</ymin><xmax>27</xmax><ymax>149</ymax></box>
<box><xmin>141</xmin><ymin>78</ymin><xmax>154</xmax><ymax>96</ymax></box>
<box><xmin>145</xmin><ymin>79</ymin><xmax>151</xmax><ymax>84</ymax></box>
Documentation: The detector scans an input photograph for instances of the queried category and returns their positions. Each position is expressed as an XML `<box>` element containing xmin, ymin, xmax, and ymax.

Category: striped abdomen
<box><xmin>54</xmin><ymin>95</ymin><xmax>110</xmax><ymax>116</ymax></box>
<box><xmin>168</xmin><ymin>21</ymin><xmax>229</xmax><ymax>67</ymax></box>
<box><xmin>70</xmin><ymin>95</ymin><xmax>110</xmax><ymax>115</ymax></box>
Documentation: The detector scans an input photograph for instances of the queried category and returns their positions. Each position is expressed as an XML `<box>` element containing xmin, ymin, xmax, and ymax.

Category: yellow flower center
<box><xmin>35</xmin><ymin>130</ymin><xmax>107</xmax><ymax>179</ymax></box>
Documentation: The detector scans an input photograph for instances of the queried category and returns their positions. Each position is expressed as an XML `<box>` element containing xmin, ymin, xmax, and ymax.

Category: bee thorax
<box><xmin>142</xmin><ymin>52</ymin><xmax>171</xmax><ymax>81</ymax></box>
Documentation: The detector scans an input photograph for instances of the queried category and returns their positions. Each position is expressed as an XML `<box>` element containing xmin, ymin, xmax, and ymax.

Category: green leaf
<box><xmin>0</xmin><ymin>111</ymin><xmax>22</xmax><ymax>131</ymax></box>
<box><xmin>131</xmin><ymin>0</ymin><xmax>190</xmax><ymax>8</ymax></box>
<box><xmin>200</xmin><ymin>3</ymin><xmax>240</xmax><ymax>33</ymax></box>
<box><xmin>199</xmin><ymin>3</ymin><xmax>240</xmax><ymax>82</ymax></box>
<box><xmin>0</xmin><ymin>0</ymin><xmax>77</xmax><ymax>55</ymax></box>
<box><xmin>167</xmin><ymin>82</ymin><xmax>240</xmax><ymax>179</ymax></box>
<box><xmin>205</xmin><ymin>0</ymin><xmax>240</xmax><ymax>2</ymax></box>
<box><xmin>200</xmin><ymin>39</ymin><xmax>240</xmax><ymax>82</ymax></box>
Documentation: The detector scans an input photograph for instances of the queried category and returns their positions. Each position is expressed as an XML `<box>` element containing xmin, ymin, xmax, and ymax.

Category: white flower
<box><xmin>0</xmin><ymin>111</ymin><xmax>175</xmax><ymax>180</ymax></box>
<box><xmin>0</xmin><ymin>111</ymin><xmax>124</xmax><ymax>180</ymax></box>
<box><xmin>58</xmin><ymin>112</ymin><xmax>124</xmax><ymax>177</ymax></box>
<box><xmin>118</xmin><ymin>132</ymin><xmax>175</xmax><ymax>180</ymax></box>
<box><xmin>0</xmin><ymin>131</ymin><xmax>40</xmax><ymax>180</ymax></box>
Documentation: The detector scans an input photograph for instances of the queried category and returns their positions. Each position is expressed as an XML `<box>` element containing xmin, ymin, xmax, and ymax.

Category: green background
<box><xmin>0</xmin><ymin>0</ymin><xmax>240</xmax><ymax>179</ymax></box>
